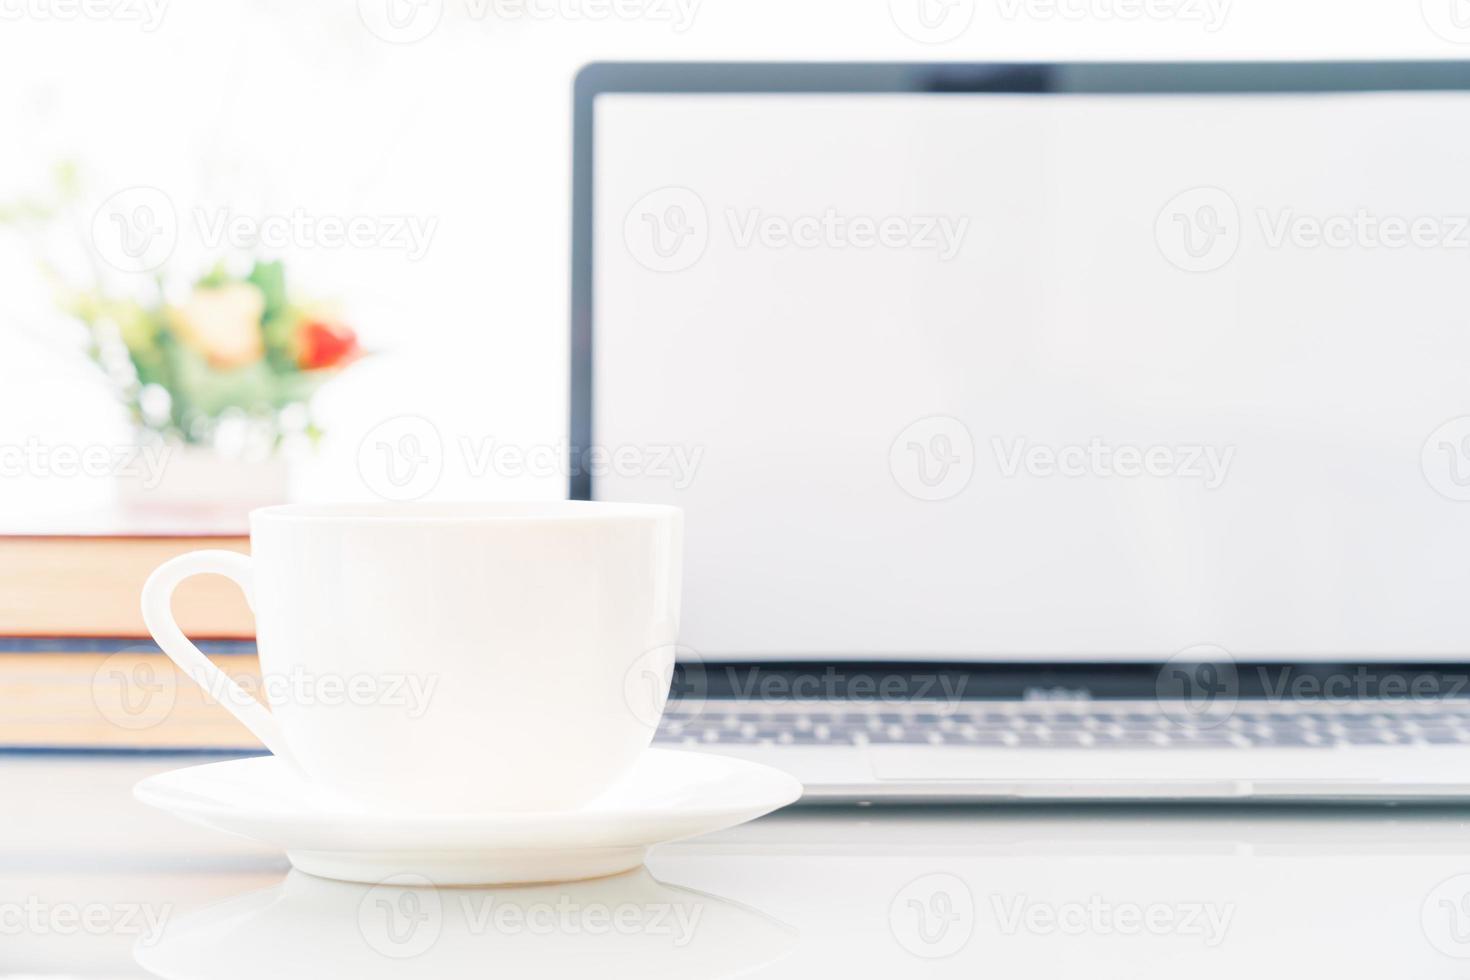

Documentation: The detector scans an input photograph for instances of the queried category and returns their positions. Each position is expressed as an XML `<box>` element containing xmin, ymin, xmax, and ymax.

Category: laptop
<box><xmin>571</xmin><ymin>61</ymin><xmax>1470</xmax><ymax>802</ymax></box>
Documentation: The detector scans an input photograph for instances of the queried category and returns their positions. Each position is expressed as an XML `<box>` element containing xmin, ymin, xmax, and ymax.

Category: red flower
<box><xmin>297</xmin><ymin>318</ymin><xmax>361</xmax><ymax>370</ymax></box>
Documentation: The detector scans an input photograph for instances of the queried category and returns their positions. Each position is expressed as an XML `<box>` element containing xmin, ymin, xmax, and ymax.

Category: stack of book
<box><xmin>2</xmin><ymin>513</ymin><xmax>263</xmax><ymax>753</ymax></box>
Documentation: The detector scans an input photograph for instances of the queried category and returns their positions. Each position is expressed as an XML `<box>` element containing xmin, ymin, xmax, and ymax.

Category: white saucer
<box><xmin>134</xmin><ymin>749</ymin><xmax>802</xmax><ymax>885</ymax></box>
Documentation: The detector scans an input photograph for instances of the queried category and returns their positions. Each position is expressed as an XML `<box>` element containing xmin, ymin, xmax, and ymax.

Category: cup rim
<box><xmin>250</xmin><ymin>501</ymin><xmax>681</xmax><ymax>525</ymax></box>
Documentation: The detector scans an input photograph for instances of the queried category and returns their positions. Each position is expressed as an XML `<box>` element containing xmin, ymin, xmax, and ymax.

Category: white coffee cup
<box><xmin>141</xmin><ymin>502</ymin><xmax>683</xmax><ymax>814</ymax></box>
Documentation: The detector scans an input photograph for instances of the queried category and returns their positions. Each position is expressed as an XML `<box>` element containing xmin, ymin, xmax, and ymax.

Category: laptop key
<box><xmin>777</xmin><ymin>730</ymin><xmax>832</xmax><ymax>745</ymax></box>
<box><xmin>1174</xmin><ymin>733</ymin><xmax>1240</xmax><ymax>748</ymax></box>
<box><xmin>1038</xmin><ymin>732</ymin><xmax>1092</xmax><ymax>747</ymax></box>
<box><xmin>946</xmin><ymin>732</ymin><xmax>1014</xmax><ymax>746</ymax></box>
<box><xmin>861</xmin><ymin>730</ymin><xmax>930</xmax><ymax>744</ymax></box>
<box><xmin>1258</xmin><ymin>734</ymin><xmax>1322</xmax><ymax>748</ymax></box>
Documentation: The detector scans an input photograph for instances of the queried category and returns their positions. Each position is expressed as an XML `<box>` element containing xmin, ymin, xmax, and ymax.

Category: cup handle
<box><xmin>141</xmin><ymin>550</ymin><xmax>297</xmax><ymax>767</ymax></box>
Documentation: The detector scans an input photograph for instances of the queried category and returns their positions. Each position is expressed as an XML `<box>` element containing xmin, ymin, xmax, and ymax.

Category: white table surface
<box><xmin>8</xmin><ymin>754</ymin><xmax>1470</xmax><ymax>978</ymax></box>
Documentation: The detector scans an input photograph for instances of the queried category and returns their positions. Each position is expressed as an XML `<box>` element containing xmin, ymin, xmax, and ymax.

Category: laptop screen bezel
<box><xmin>569</xmin><ymin>60</ymin><xmax>1470</xmax><ymax>693</ymax></box>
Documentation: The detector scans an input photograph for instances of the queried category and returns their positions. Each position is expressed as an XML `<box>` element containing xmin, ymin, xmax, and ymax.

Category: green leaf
<box><xmin>195</xmin><ymin>261</ymin><xmax>232</xmax><ymax>289</ymax></box>
<box><xmin>248</xmin><ymin>260</ymin><xmax>288</xmax><ymax>323</ymax></box>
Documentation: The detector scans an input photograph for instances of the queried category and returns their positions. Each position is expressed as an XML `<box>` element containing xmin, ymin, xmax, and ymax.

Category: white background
<box><xmin>3</xmin><ymin>0</ymin><xmax>1469</xmax><ymax>518</ymax></box>
<box><xmin>594</xmin><ymin>91</ymin><xmax>1470</xmax><ymax>658</ymax></box>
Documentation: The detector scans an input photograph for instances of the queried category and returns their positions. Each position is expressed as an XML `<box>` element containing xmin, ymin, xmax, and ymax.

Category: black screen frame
<box><xmin>568</xmin><ymin>60</ymin><xmax>1470</xmax><ymax>695</ymax></box>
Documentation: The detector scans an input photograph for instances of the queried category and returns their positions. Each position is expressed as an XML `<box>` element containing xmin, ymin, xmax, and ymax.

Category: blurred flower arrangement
<box><xmin>1</xmin><ymin>165</ymin><xmax>364</xmax><ymax>461</ymax></box>
<box><xmin>73</xmin><ymin>259</ymin><xmax>362</xmax><ymax>451</ymax></box>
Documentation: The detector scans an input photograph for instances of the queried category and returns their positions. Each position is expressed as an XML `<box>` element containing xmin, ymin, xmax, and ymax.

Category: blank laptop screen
<box><xmin>590</xmin><ymin>90</ymin><xmax>1470</xmax><ymax>661</ymax></box>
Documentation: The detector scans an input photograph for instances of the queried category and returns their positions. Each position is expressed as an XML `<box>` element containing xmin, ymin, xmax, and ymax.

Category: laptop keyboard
<box><xmin>651</xmin><ymin>703</ymin><xmax>1470</xmax><ymax>749</ymax></box>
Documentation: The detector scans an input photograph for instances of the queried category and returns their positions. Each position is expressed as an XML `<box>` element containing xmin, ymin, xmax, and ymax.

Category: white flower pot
<box><xmin>117</xmin><ymin>445</ymin><xmax>291</xmax><ymax>515</ymax></box>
